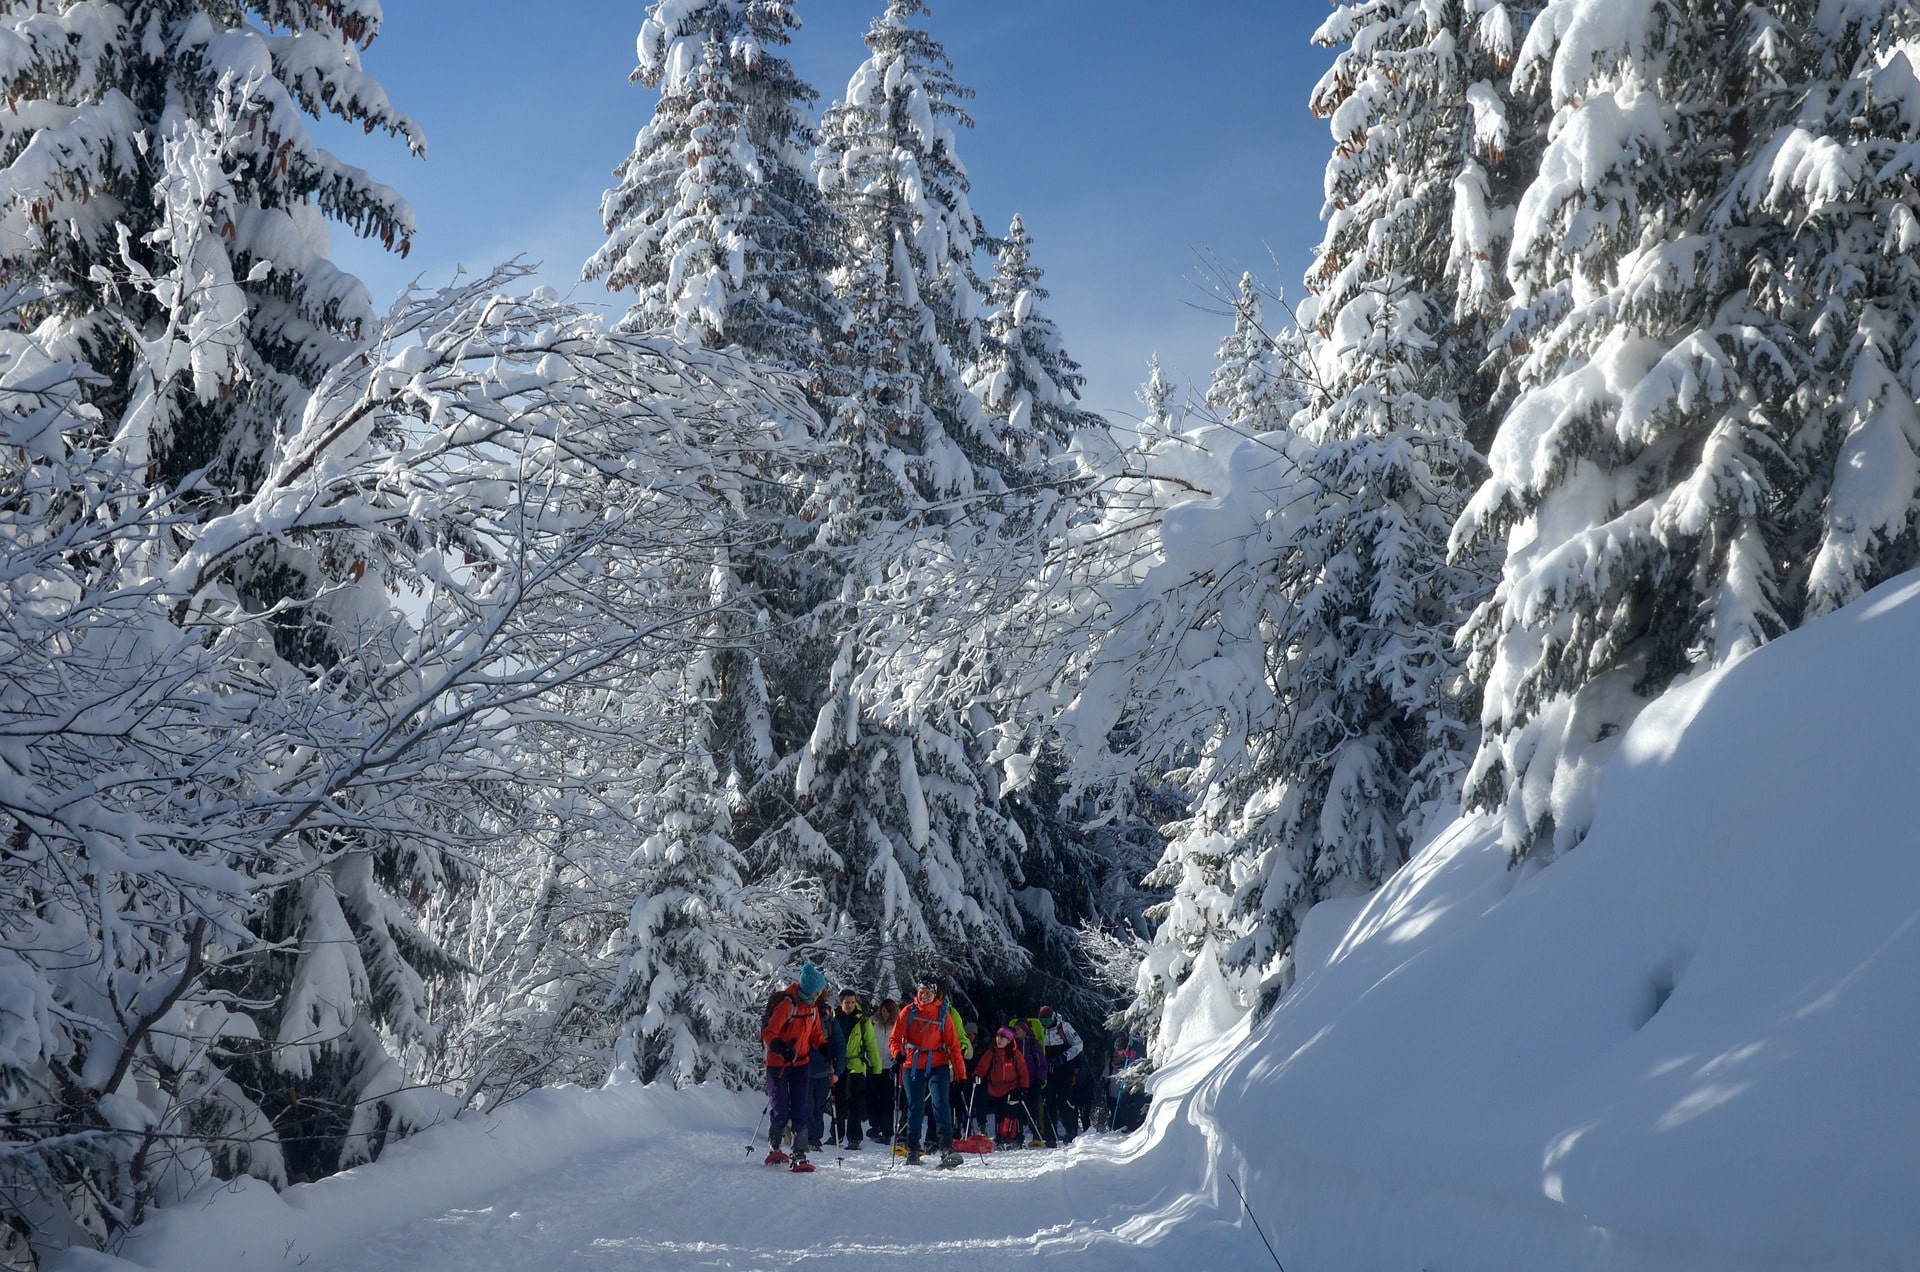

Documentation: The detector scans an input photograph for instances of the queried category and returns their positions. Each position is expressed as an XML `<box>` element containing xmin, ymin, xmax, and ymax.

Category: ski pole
<box><xmin>1015</xmin><ymin>1094</ymin><xmax>1042</xmax><ymax>1144</ymax></box>
<box><xmin>747</xmin><ymin>1103</ymin><xmax>768</xmax><ymax>1156</ymax></box>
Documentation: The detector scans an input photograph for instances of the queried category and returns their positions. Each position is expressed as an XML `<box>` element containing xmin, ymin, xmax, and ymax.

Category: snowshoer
<box><xmin>762</xmin><ymin>961</ymin><xmax>829</xmax><ymax>1172</ymax></box>
<box><xmin>809</xmin><ymin>998</ymin><xmax>846</xmax><ymax>1150</ymax></box>
<box><xmin>870</xmin><ymin>998</ymin><xmax>901</xmax><ymax>1146</ymax></box>
<box><xmin>1039</xmin><ymin>1005</ymin><xmax>1084</xmax><ymax>1144</ymax></box>
<box><xmin>978</xmin><ymin>1025</ymin><xmax>1031</xmax><ymax>1148</ymax></box>
<box><xmin>1009</xmin><ymin>1014</ymin><xmax>1051</xmax><ymax>1146</ymax></box>
<box><xmin>834</xmin><ymin>989</ymin><xmax>883</xmax><ymax>1150</ymax></box>
<box><xmin>889</xmin><ymin>975</ymin><xmax>967</xmax><ymax>1168</ymax></box>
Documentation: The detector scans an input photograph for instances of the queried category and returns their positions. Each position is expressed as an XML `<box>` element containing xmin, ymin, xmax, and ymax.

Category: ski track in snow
<box><xmin>297</xmin><ymin>1114</ymin><xmax>1201</xmax><ymax>1270</ymax></box>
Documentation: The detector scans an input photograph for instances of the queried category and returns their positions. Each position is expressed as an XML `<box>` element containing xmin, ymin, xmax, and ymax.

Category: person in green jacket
<box><xmin>833</xmin><ymin>989</ymin><xmax>884</xmax><ymax>1149</ymax></box>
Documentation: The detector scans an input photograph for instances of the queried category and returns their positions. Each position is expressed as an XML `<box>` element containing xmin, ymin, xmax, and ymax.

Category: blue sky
<box><xmin>327</xmin><ymin>2</ymin><xmax>1334</xmax><ymax>425</ymax></box>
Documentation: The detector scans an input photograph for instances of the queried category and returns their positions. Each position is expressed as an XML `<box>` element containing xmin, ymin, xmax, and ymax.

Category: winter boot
<box><xmin>936</xmin><ymin>1132</ymin><xmax>962</xmax><ymax>1170</ymax></box>
<box><xmin>789</xmin><ymin>1152</ymin><xmax>815</xmax><ymax>1173</ymax></box>
<box><xmin>905</xmin><ymin>1142</ymin><xmax>923</xmax><ymax>1166</ymax></box>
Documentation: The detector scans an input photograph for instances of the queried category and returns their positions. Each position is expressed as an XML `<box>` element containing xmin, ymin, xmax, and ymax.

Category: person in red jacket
<box><xmin>762</xmin><ymin>961</ymin><xmax>829</xmax><ymax>1172</ymax></box>
<box><xmin>976</xmin><ymin>1026</ymin><xmax>1031</xmax><ymax>1147</ymax></box>
<box><xmin>887</xmin><ymin>975</ymin><xmax>967</xmax><ymax>1167</ymax></box>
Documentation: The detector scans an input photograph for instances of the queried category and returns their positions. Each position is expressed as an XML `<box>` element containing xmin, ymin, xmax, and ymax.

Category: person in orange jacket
<box><xmin>762</xmin><ymin>961</ymin><xmax>830</xmax><ymax>1171</ymax></box>
<box><xmin>976</xmin><ymin>1026</ymin><xmax>1031</xmax><ymax>1147</ymax></box>
<box><xmin>888</xmin><ymin>975</ymin><xmax>967</xmax><ymax>1168</ymax></box>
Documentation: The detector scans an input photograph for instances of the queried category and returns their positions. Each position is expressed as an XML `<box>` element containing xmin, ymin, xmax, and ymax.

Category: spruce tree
<box><xmin>1454</xmin><ymin>0</ymin><xmax>1802</xmax><ymax>857</ymax></box>
<box><xmin>0</xmin><ymin>0</ymin><xmax>464</xmax><ymax>1189</ymax></box>
<box><xmin>586</xmin><ymin>0</ymin><xmax>837</xmax><ymax>364</ymax></box>
<box><xmin>1199</xmin><ymin>0</ymin><xmax>1504</xmax><ymax>987</ymax></box>
<box><xmin>763</xmin><ymin>0</ymin><xmax>1036</xmax><ymax>987</ymax></box>
<box><xmin>607</xmin><ymin>657</ymin><xmax>764</xmax><ymax>1088</ymax></box>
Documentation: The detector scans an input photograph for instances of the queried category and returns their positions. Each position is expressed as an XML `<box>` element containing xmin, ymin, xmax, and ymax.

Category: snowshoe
<box><xmin>789</xmin><ymin>1155</ymin><xmax>815</xmax><ymax>1173</ymax></box>
<box><xmin>892</xmin><ymin>1141</ymin><xmax>908</xmax><ymax>1158</ymax></box>
<box><xmin>936</xmin><ymin>1150</ymin><xmax>963</xmax><ymax>1170</ymax></box>
<box><xmin>953</xmin><ymin>1134</ymin><xmax>995</xmax><ymax>1154</ymax></box>
<box><xmin>843</xmin><ymin>1139</ymin><xmax>863</xmax><ymax>1151</ymax></box>
<box><xmin>763</xmin><ymin>1148</ymin><xmax>789</xmax><ymax>1166</ymax></box>
<box><xmin>1028</xmin><ymin>1138</ymin><xmax>1046</xmax><ymax>1149</ymax></box>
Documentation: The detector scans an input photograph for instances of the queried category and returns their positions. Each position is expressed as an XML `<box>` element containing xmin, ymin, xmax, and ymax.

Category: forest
<box><xmin>5</xmin><ymin>0</ymin><xmax>1919</xmax><ymax>1264</ymax></box>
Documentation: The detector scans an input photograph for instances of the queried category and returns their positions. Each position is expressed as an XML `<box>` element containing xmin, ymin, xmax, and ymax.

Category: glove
<box><xmin>771</xmin><ymin>1038</ymin><xmax>796</xmax><ymax>1063</ymax></box>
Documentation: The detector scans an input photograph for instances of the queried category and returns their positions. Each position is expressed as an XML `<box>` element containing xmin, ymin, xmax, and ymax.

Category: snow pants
<box><xmin>809</xmin><ymin>1071</ymin><xmax>831</xmax><ymax>1148</ymax></box>
<box><xmin>980</xmin><ymin>1090</ymin><xmax>1021</xmax><ymax>1141</ymax></box>
<box><xmin>901</xmin><ymin>1063</ymin><xmax>952</xmax><ymax>1152</ymax></box>
<box><xmin>1044</xmin><ymin>1054</ymin><xmax>1081</xmax><ymax>1141</ymax></box>
<box><xmin>835</xmin><ymin>1072</ymin><xmax>867</xmax><ymax>1146</ymax></box>
<box><xmin>766</xmin><ymin>1064</ymin><xmax>809</xmax><ymax>1151</ymax></box>
<box><xmin>868</xmin><ymin>1067</ymin><xmax>896</xmax><ymax>1142</ymax></box>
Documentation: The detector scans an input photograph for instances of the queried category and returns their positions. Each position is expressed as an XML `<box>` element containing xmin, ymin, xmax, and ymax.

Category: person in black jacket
<box><xmin>809</xmin><ymin>1001</ymin><xmax>846</xmax><ymax>1151</ymax></box>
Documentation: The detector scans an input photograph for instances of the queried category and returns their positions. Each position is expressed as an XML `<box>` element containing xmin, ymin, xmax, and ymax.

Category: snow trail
<box><xmin>85</xmin><ymin>1079</ymin><xmax>1255</xmax><ymax>1272</ymax></box>
<box><xmin>309</xmin><ymin>1116</ymin><xmax>1193</xmax><ymax>1270</ymax></box>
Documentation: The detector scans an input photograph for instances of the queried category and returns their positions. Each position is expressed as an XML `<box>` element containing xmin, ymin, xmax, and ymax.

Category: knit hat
<box><xmin>797</xmin><ymin>962</ymin><xmax>827</xmax><ymax>1001</ymax></box>
<box><xmin>996</xmin><ymin>1026</ymin><xmax>1018</xmax><ymax>1042</ymax></box>
<box><xmin>1038</xmin><ymin>1005</ymin><xmax>1055</xmax><ymax>1018</ymax></box>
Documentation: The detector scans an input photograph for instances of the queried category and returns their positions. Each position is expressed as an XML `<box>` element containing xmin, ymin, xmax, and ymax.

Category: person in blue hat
<box><xmin>761</xmin><ymin>961</ymin><xmax>830</xmax><ymax>1172</ymax></box>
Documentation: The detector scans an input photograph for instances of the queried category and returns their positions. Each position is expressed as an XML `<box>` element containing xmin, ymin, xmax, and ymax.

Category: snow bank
<box><xmin>1168</xmin><ymin>570</ymin><xmax>1920</xmax><ymax>1270</ymax></box>
<box><xmin>56</xmin><ymin>1082</ymin><xmax>756</xmax><ymax>1272</ymax></box>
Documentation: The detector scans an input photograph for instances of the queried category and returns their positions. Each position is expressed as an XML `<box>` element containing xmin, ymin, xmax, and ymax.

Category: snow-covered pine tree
<box><xmin>922</xmin><ymin>215</ymin><xmax>1121</xmax><ymax>973</ymax></box>
<box><xmin>967</xmin><ymin>214</ymin><xmax>1105</xmax><ymax>464</ymax></box>
<box><xmin>586</xmin><ymin>0</ymin><xmax>837</xmax><ymax>364</ymax></box>
<box><xmin>583</xmin><ymin>0</ymin><xmax>841</xmax><ymax>1043</ymax></box>
<box><xmin>0</xmin><ymin>0</ymin><xmax>467</xmax><ymax>1200</ymax></box>
<box><xmin>815</xmin><ymin>0</ymin><xmax>1002</xmax><ymax>506</ymax></box>
<box><xmin>1204</xmin><ymin>272</ymin><xmax>1298</xmax><ymax>432</ymax></box>
<box><xmin>0</xmin><ymin>0</ymin><xmax>419</xmax><ymax>501</ymax></box>
<box><xmin>1740</xmin><ymin>3</ymin><xmax>1920</xmax><ymax>619</ymax></box>
<box><xmin>1452</xmin><ymin>0</ymin><xmax>1807</xmax><ymax>858</ymax></box>
<box><xmin>1035</xmin><ymin>324</ymin><xmax>1309</xmax><ymax>1056</ymax></box>
<box><xmin>1191</xmin><ymin>0</ymin><xmax>1504</xmax><ymax>995</ymax></box>
<box><xmin>745</xmin><ymin>0</ymin><xmax>1039</xmax><ymax>990</ymax></box>
<box><xmin>606</xmin><ymin>653</ymin><xmax>766</xmax><ymax>1088</ymax></box>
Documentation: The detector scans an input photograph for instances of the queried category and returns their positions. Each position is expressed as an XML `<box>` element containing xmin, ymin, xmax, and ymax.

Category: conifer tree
<box><xmin>1749</xmin><ymin>3</ymin><xmax>1920</xmax><ymax>618</ymax></box>
<box><xmin>0</xmin><ymin>0</ymin><xmax>469</xmax><ymax>1190</ymax></box>
<box><xmin>1195</xmin><ymin>0</ymin><xmax>1504</xmax><ymax>988</ymax></box>
<box><xmin>0</xmin><ymin>0</ymin><xmax>420</xmax><ymax>502</ymax></box>
<box><xmin>1454</xmin><ymin>0</ymin><xmax>1802</xmax><ymax>857</ymax></box>
<box><xmin>607</xmin><ymin>656</ymin><xmax>764</xmax><ymax>1088</ymax></box>
<box><xmin>586</xmin><ymin>0</ymin><xmax>837</xmax><ymax>365</ymax></box>
<box><xmin>759</xmin><ymin>0</ymin><xmax>1040</xmax><ymax>987</ymax></box>
<box><xmin>968</xmin><ymin>214</ymin><xmax>1105</xmax><ymax>463</ymax></box>
<box><xmin>815</xmin><ymin>0</ymin><xmax>1001</xmax><ymax>505</ymax></box>
<box><xmin>1204</xmin><ymin>273</ymin><xmax>1296</xmax><ymax>431</ymax></box>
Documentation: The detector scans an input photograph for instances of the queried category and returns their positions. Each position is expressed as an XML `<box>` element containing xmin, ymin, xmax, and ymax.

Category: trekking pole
<box><xmin>1015</xmin><ymin>1095</ymin><xmax>1042</xmax><ymax>1145</ymax></box>
<box><xmin>746</xmin><ymin>1104</ymin><xmax>768</xmax><ymax>1156</ymax></box>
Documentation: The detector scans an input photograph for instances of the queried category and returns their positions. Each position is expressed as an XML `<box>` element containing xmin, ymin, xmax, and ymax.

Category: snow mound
<box><xmin>1174</xmin><ymin>570</ymin><xmax>1920</xmax><ymax>1270</ymax></box>
<box><xmin>56</xmin><ymin>1082</ymin><xmax>755</xmax><ymax>1272</ymax></box>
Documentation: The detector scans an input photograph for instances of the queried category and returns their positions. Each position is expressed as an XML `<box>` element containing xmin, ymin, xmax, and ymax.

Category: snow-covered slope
<box><xmin>60</xmin><ymin>574</ymin><xmax>1920</xmax><ymax>1271</ymax></box>
<box><xmin>1174</xmin><ymin>569</ymin><xmax>1920</xmax><ymax>1270</ymax></box>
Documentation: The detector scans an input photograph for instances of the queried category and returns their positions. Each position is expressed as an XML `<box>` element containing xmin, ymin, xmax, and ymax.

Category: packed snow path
<box><xmin>88</xmin><ymin>1082</ymin><xmax>1265</xmax><ymax>1272</ymax></box>
<box><xmin>309</xmin><ymin>1113</ymin><xmax>1194</xmax><ymax>1269</ymax></box>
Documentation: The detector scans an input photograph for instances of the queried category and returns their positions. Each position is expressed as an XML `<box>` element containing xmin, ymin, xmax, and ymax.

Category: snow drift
<box><xmin>1166</xmin><ymin>568</ymin><xmax>1920</xmax><ymax>1270</ymax></box>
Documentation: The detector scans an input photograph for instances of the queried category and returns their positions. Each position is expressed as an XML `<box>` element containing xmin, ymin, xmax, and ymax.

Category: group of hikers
<box><xmin>760</xmin><ymin>962</ymin><xmax>1146</xmax><ymax>1173</ymax></box>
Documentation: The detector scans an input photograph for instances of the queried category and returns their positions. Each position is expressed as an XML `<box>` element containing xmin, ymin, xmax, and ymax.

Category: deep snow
<box><xmin>63</xmin><ymin>572</ymin><xmax>1920</xmax><ymax>1271</ymax></box>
